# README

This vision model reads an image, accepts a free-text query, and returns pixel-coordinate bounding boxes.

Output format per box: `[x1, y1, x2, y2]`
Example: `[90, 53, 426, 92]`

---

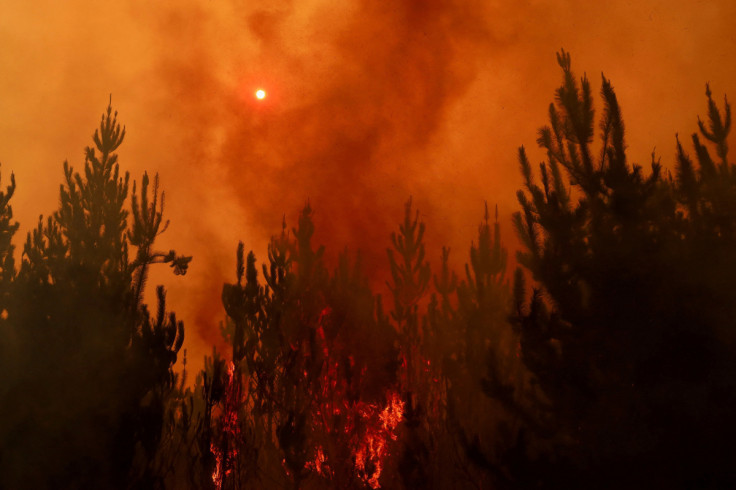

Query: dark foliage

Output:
[2, 52, 736, 490]
[0, 104, 190, 489]
[216, 205, 402, 489]
[509, 51, 736, 488]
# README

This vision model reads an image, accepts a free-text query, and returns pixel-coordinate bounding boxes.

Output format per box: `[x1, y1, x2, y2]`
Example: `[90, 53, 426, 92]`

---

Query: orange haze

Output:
[2, 0, 736, 370]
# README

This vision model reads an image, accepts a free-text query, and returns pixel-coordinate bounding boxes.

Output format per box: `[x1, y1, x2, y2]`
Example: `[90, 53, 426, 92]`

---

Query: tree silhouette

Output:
[3, 53, 736, 490]
[218, 204, 404, 489]
[0, 165, 19, 472]
[385, 198, 449, 489]
[0, 103, 190, 489]
[419, 204, 533, 490]
[510, 51, 736, 488]
[0, 165, 17, 319]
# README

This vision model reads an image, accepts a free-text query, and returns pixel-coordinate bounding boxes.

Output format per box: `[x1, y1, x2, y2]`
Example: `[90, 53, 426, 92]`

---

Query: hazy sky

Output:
[2, 0, 735, 367]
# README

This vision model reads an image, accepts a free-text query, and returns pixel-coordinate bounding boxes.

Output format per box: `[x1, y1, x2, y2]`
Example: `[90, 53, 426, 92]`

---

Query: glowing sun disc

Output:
[255, 89, 266, 100]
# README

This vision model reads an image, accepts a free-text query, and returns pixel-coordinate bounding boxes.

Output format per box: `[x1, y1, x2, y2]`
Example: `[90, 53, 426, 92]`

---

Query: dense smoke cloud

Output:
[223, 0, 492, 268]
[139, 0, 501, 357]
[1, 0, 735, 366]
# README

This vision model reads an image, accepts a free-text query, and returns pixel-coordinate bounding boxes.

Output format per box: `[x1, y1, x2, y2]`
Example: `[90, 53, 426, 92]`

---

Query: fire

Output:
[354, 392, 404, 488]
[211, 450, 223, 489]
[306, 446, 329, 476]
[211, 362, 241, 490]
[302, 306, 405, 488]
[379, 392, 404, 432]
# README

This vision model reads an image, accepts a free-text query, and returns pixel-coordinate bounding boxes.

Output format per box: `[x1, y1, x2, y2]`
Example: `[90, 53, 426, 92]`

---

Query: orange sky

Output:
[2, 0, 735, 369]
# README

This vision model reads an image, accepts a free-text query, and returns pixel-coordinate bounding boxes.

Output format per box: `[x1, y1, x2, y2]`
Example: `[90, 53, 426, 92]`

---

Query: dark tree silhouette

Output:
[0, 165, 19, 459]
[4, 53, 736, 490]
[0, 165, 17, 318]
[510, 51, 736, 488]
[0, 103, 190, 489]
[419, 204, 532, 490]
[216, 205, 402, 489]
[384, 198, 433, 489]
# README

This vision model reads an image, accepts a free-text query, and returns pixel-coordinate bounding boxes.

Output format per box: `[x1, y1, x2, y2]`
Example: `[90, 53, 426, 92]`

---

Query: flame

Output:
[300, 306, 405, 488]
[379, 392, 404, 433]
[306, 446, 329, 476]
[353, 392, 404, 488]
[211, 447, 223, 488]
[211, 362, 241, 490]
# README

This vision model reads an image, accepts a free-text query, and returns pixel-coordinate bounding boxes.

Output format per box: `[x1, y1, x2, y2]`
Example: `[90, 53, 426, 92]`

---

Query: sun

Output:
[255, 89, 266, 100]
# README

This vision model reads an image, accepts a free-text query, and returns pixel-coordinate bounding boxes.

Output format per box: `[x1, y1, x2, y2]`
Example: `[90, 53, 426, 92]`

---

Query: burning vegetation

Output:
[2, 53, 736, 489]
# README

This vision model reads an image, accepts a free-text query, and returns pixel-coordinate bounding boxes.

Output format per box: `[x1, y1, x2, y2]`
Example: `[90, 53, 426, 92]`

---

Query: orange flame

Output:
[353, 392, 405, 488]
[306, 446, 329, 476]
[211, 362, 241, 490]
[303, 307, 405, 488]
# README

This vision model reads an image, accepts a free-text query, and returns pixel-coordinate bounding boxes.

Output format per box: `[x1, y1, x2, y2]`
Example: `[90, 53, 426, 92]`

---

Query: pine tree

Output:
[387, 198, 430, 404]
[385, 198, 435, 489]
[218, 204, 403, 489]
[421, 205, 528, 489]
[510, 52, 736, 487]
[0, 165, 19, 463]
[0, 103, 190, 489]
[0, 165, 18, 318]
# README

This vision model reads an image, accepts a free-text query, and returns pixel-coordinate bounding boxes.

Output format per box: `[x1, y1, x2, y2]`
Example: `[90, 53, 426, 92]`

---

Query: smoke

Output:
[137, 0, 501, 357]
[2, 0, 736, 366]
[229, 1, 492, 263]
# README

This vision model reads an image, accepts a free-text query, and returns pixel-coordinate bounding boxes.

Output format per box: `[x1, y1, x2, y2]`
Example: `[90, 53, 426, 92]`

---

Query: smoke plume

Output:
[2, 0, 735, 365]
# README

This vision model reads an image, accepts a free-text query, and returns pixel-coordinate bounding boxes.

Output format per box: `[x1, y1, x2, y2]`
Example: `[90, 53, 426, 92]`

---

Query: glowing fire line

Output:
[211, 362, 241, 490]
[306, 307, 405, 488]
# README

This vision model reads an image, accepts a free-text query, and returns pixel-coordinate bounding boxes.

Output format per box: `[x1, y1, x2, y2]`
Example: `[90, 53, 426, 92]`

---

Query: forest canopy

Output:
[1, 53, 735, 489]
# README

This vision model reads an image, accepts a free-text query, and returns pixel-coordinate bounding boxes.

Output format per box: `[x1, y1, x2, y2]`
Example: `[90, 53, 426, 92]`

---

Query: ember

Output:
[353, 393, 405, 489]
[211, 362, 241, 490]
